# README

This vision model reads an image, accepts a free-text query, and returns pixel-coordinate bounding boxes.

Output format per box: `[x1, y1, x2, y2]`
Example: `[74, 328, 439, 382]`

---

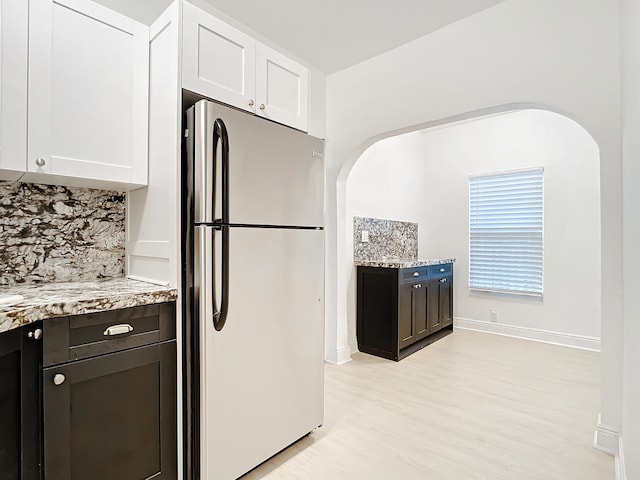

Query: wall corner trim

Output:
[615, 436, 627, 480]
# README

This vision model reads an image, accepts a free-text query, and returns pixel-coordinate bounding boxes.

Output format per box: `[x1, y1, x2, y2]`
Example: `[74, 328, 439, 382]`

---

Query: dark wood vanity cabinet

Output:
[42, 302, 177, 480]
[357, 264, 453, 361]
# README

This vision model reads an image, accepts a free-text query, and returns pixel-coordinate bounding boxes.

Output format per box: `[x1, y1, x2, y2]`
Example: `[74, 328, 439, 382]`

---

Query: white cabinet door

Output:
[27, 0, 149, 190]
[182, 2, 255, 113]
[255, 43, 308, 132]
[0, 0, 28, 181]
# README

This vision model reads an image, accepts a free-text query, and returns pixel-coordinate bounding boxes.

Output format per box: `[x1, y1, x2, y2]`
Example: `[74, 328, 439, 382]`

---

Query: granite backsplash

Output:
[0, 181, 125, 286]
[353, 216, 418, 262]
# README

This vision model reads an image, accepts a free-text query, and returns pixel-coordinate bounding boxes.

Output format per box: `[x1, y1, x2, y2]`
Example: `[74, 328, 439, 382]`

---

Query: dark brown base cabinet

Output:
[42, 302, 177, 480]
[357, 264, 453, 361]
[0, 301, 178, 480]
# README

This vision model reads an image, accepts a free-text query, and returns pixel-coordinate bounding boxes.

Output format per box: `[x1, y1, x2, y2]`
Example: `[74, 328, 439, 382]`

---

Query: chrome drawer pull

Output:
[440, 278, 447, 284]
[413, 272, 419, 277]
[439, 268, 445, 272]
[103, 324, 134, 336]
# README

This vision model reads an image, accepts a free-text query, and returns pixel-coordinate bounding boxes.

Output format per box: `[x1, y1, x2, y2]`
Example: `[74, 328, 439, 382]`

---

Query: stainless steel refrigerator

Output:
[182, 99, 325, 480]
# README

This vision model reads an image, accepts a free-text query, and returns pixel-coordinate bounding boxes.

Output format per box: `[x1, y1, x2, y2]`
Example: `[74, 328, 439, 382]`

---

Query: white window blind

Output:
[469, 168, 544, 296]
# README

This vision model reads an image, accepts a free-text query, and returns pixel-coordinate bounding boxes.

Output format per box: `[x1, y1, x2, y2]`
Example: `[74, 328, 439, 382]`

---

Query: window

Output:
[469, 168, 544, 296]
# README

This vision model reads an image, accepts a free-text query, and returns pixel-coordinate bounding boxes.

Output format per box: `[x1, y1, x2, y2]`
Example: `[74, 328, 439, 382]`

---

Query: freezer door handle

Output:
[212, 118, 229, 225]
[212, 224, 230, 331]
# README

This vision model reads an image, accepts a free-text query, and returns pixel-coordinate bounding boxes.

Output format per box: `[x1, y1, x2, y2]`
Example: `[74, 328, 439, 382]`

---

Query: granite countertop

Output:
[355, 258, 456, 268]
[0, 277, 178, 334]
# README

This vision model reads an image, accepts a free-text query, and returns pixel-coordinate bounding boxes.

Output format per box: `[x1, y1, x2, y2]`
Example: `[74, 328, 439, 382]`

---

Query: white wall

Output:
[346, 110, 601, 353]
[345, 131, 426, 350]
[621, 0, 640, 476]
[326, 0, 622, 438]
[420, 110, 601, 344]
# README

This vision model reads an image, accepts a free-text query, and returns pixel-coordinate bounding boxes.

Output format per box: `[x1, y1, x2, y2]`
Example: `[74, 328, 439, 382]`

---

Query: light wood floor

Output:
[242, 329, 613, 480]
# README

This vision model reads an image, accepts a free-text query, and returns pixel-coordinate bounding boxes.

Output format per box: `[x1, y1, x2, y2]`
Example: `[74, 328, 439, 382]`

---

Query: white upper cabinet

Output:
[182, 1, 255, 113]
[0, 0, 28, 181]
[26, 0, 150, 190]
[255, 43, 308, 132]
[182, 2, 309, 131]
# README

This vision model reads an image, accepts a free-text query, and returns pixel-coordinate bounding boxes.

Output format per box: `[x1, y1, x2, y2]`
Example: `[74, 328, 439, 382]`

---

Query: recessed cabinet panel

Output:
[0, 0, 28, 181]
[197, 26, 246, 95]
[43, 342, 177, 480]
[182, 2, 255, 112]
[256, 43, 308, 131]
[27, 0, 149, 189]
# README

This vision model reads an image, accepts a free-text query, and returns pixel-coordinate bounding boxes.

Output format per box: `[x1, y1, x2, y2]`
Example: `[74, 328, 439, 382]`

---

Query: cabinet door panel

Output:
[0, 0, 28, 180]
[439, 276, 453, 327]
[27, 0, 149, 189]
[0, 330, 21, 480]
[428, 278, 442, 333]
[256, 42, 308, 131]
[398, 283, 414, 349]
[43, 341, 177, 480]
[0, 326, 42, 480]
[414, 284, 428, 339]
[182, 2, 255, 112]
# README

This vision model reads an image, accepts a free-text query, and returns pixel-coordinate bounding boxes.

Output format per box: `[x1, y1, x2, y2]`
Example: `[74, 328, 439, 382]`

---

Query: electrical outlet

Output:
[490, 310, 498, 322]
[361, 230, 369, 242]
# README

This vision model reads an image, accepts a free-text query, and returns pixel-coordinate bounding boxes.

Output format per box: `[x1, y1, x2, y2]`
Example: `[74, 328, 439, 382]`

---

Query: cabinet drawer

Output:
[43, 302, 175, 367]
[430, 263, 453, 277]
[399, 267, 429, 284]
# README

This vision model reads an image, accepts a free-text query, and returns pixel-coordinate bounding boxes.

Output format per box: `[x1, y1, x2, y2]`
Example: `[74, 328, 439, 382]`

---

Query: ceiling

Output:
[95, 0, 508, 73]
[197, 0, 508, 73]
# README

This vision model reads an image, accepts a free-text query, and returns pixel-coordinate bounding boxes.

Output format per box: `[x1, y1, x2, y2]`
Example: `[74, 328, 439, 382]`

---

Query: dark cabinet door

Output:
[43, 341, 177, 480]
[438, 276, 453, 327]
[429, 276, 453, 332]
[427, 278, 442, 333]
[399, 282, 428, 349]
[0, 329, 21, 480]
[0, 326, 41, 480]
[414, 283, 429, 339]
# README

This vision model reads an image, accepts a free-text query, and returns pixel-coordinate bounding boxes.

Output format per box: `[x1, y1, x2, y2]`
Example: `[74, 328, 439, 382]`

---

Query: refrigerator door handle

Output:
[212, 224, 229, 331]
[211, 117, 229, 331]
[212, 118, 229, 224]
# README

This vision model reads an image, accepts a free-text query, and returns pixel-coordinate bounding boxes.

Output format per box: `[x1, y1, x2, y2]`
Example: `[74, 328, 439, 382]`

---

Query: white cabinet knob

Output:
[248, 100, 254, 106]
[35, 158, 46, 167]
[259, 104, 266, 110]
[53, 374, 66, 386]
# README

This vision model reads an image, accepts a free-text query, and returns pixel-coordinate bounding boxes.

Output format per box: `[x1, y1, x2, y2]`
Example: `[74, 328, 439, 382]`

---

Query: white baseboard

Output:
[454, 317, 601, 351]
[594, 413, 619, 455]
[325, 345, 352, 365]
[616, 436, 627, 480]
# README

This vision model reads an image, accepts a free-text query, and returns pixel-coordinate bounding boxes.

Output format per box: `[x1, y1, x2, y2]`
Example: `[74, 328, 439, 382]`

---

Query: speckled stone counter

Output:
[0, 278, 177, 334]
[355, 258, 456, 268]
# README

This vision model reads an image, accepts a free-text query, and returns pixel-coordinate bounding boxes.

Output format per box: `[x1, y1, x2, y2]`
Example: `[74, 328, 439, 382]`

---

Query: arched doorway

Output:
[341, 108, 601, 354]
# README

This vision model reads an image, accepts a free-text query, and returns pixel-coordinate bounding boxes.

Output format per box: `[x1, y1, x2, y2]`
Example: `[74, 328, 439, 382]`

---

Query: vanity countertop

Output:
[354, 258, 456, 268]
[0, 277, 177, 334]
